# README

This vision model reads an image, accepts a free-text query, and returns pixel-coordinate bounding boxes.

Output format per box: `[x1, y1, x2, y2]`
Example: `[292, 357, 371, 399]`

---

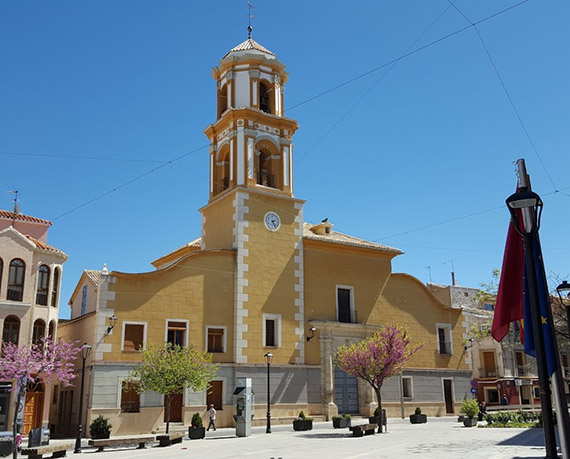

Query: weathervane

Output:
[7, 190, 19, 215]
[247, 1, 254, 38]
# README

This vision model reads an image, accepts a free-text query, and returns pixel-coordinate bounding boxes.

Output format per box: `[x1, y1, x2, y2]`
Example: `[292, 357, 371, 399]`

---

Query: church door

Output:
[23, 388, 44, 435]
[334, 367, 359, 414]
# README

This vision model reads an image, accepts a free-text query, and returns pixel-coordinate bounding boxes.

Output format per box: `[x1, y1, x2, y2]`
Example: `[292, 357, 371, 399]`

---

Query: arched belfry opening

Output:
[256, 142, 280, 190]
[218, 84, 228, 119]
[259, 80, 273, 114]
[213, 147, 231, 196]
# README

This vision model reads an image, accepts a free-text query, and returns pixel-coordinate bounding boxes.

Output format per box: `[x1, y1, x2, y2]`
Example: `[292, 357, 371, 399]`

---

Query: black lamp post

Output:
[74, 343, 92, 454]
[506, 188, 557, 459]
[264, 352, 273, 434]
[556, 281, 570, 342]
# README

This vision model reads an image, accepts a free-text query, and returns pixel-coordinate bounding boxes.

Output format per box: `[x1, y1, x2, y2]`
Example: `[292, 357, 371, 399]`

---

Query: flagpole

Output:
[516, 159, 570, 459]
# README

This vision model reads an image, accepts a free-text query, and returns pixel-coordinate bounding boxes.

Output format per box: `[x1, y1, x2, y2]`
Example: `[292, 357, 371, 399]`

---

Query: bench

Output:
[349, 424, 377, 437]
[156, 431, 185, 447]
[88, 436, 155, 452]
[20, 442, 73, 459]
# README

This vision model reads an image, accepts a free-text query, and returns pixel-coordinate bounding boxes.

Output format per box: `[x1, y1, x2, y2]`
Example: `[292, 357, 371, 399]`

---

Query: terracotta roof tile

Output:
[24, 234, 66, 256]
[302, 223, 402, 254]
[0, 210, 51, 226]
[224, 38, 275, 58]
[84, 270, 101, 287]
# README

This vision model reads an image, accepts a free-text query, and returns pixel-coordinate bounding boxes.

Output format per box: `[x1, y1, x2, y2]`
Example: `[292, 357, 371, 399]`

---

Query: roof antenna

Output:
[7, 190, 19, 228]
[247, 1, 254, 39]
[444, 257, 459, 286]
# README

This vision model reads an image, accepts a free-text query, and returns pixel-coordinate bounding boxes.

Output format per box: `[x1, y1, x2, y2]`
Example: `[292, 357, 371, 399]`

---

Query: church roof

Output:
[302, 223, 402, 254]
[224, 38, 275, 58]
[84, 269, 102, 287]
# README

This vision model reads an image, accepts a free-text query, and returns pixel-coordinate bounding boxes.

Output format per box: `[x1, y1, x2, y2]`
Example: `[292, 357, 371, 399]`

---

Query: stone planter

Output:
[188, 426, 206, 439]
[463, 417, 478, 427]
[332, 418, 351, 428]
[293, 420, 313, 431]
[409, 414, 427, 424]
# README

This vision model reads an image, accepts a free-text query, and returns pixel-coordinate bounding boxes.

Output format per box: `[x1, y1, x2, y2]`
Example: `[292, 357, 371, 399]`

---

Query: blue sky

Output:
[1, 1, 569, 319]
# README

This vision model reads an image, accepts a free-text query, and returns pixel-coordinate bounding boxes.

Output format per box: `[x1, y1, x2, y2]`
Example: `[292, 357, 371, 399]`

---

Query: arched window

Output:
[214, 147, 231, 195]
[51, 267, 60, 307]
[48, 320, 56, 340]
[36, 265, 50, 306]
[257, 149, 279, 189]
[32, 319, 45, 346]
[0, 258, 3, 292]
[218, 84, 228, 119]
[7, 258, 25, 301]
[2, 315, 20, 345]
[259, 81, 273, 114]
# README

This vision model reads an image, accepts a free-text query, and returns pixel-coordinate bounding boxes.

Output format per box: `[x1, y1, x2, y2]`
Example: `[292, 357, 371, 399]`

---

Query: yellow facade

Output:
[54, 36, 472, 436]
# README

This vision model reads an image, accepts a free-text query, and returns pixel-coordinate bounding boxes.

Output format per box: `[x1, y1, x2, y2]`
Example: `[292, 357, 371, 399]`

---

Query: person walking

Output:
[207, 404, 217, 431]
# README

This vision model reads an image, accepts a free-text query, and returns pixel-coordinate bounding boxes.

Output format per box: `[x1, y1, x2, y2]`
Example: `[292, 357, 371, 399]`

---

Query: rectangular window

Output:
[483, 303, 494, 311]
[336, 286, 354, 323]
[167, 321, 187, 347]
[263, 313, 281, 348]
[533, 387, 540, 399]
[487, 389, 499, 403]
[122, 323, 146, 351]
[81, 285, 87, 316]
[121, 381, 140, 413]
[207, 327, 226, 353]
[515, 351, 526, 376]
[436, 324, 452, 355]
[402, 377, 413, 398]
[207, 380, 223, 410]
[265, 320, 275, 347]
[482, 351, 497, 377]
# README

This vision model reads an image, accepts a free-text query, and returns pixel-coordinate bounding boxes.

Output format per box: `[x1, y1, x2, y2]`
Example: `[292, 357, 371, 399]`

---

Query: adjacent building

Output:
[54, 35, 472, 436]
[0, 209, 67, 434]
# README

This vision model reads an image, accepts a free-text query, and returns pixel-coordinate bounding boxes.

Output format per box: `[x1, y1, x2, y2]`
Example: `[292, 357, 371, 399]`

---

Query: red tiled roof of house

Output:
[0, 210, 52, 226]
[24, 234, 66, 255]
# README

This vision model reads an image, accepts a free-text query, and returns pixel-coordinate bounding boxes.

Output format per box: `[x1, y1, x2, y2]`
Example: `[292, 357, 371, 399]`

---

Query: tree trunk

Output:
[12, 381, 24, 459]
[165, 395, 171, 434]
[375, 387, 384, 433]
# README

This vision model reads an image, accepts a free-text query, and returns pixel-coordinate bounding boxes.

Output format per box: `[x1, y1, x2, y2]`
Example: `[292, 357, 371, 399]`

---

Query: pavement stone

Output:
[64, 417, 559, 459]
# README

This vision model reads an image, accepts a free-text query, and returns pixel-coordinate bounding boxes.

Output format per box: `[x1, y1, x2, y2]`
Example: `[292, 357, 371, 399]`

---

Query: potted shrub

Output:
[332, 413, 351, 428]
[293, 411, 313, 431]
[188, 413, 206, 439]
[409, 407, 427, 424]
[89, 415, 112, 439]
[461, 399, 479, 427]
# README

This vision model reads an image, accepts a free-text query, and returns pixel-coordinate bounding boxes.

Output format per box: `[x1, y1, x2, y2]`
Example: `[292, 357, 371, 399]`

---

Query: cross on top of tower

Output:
[247, 1, 254, 38]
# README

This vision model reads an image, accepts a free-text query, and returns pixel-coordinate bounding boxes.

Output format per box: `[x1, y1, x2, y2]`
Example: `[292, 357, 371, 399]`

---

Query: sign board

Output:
[471, 387, 477, 395]
[471, 380, 477, 388]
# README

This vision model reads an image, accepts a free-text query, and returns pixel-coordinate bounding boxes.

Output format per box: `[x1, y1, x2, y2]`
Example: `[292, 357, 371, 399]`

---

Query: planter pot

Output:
[409, 414, 427, 424]
[293, 420, 313, 431]
[0, 439, 13, 458]
[463, 417, 478, 427]
[188, 426, 206, 439]
[90, 432, 110, 440]
[332, 418, 351, 428]
[369, 416, 379, 424]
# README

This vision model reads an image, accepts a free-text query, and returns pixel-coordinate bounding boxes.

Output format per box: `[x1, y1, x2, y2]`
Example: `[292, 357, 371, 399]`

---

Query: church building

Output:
[54, 34, 472, 435]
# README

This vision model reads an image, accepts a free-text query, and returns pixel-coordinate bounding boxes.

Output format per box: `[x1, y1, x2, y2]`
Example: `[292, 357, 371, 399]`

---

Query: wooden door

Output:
[443, 379, 454, 414]
[334, 367, 359, 414]
[207, 381, 223, 410]
[23, 391, 43, 435]
[165, 393, 183, 422]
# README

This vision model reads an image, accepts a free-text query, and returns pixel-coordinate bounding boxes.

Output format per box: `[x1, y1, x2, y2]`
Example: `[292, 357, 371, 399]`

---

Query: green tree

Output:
[128, 344, 219, 433]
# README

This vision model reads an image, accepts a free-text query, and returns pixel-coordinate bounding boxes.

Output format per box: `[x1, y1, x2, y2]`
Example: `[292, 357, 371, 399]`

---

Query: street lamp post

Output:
[556, 280, 570, 342]
[506, 188, 557, 459]
[264, 352, 273, 434]
[74, 343, 92, 454]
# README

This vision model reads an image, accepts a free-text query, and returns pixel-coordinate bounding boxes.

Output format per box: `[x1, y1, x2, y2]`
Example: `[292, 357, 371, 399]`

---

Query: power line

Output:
[286, 0, 529, 113]
[0, 151, 165, 164]
[447, 1, 558, 191]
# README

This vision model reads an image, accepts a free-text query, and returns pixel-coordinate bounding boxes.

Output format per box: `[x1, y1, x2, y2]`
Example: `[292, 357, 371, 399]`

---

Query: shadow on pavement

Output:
[498, 429, 547, 447]
[300, 433, 352, 439]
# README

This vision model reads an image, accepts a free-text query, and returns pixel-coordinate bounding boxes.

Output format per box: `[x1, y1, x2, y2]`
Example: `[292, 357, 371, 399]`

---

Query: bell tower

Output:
[200, 34, 305, 365]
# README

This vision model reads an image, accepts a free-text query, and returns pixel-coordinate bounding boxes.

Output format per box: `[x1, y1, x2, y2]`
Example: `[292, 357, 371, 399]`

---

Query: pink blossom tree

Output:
[0, 338, 80, 459]
[335, 324, 422, 432]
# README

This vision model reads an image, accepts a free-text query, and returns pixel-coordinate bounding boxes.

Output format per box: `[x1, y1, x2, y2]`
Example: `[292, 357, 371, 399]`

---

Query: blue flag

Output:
[523, 234, 558, 375]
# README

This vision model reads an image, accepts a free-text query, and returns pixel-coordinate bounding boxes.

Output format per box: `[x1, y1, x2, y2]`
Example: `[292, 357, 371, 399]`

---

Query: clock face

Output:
[264, 212, 281, 231]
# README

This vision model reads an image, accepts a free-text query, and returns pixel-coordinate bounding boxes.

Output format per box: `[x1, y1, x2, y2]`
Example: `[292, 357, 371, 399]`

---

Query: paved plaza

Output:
[62, 417, 560, 459]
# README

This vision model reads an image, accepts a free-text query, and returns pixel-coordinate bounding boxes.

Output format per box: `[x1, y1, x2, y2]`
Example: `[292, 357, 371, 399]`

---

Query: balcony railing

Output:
[258, 171, 275, 188]
[516, 365, 529, 376]
[221, 176, 229, 191]
[478, 367, 498, 377]
[36, 288, 48, 306]
[7, 285, 23, 302]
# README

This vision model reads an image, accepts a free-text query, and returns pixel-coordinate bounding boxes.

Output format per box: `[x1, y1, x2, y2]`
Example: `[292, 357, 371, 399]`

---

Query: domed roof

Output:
[223, 37, 275, 59]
